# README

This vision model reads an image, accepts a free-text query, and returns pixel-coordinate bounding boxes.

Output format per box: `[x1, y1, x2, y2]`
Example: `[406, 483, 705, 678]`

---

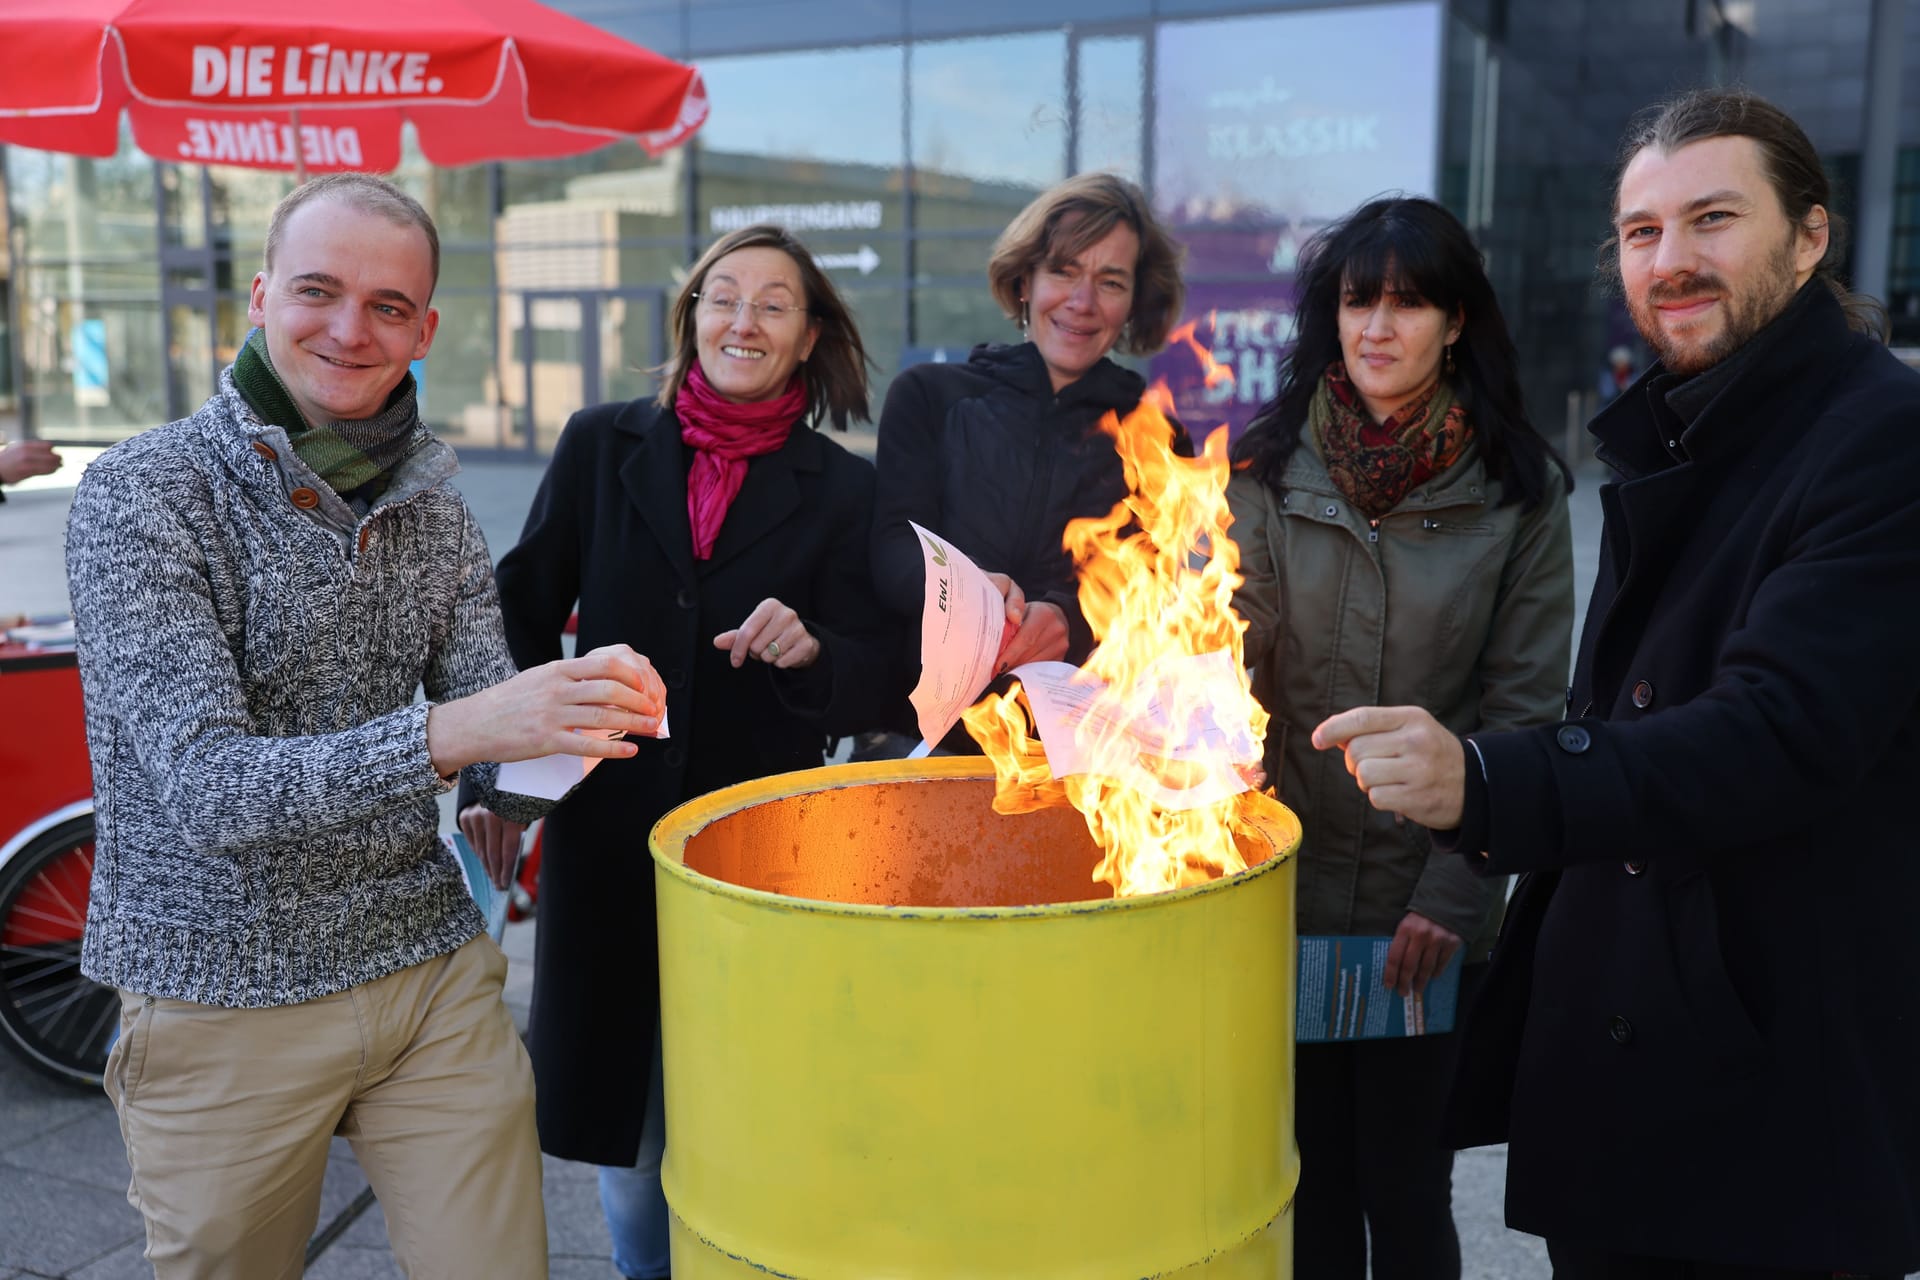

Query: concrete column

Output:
[1854, 0, 1904, 302]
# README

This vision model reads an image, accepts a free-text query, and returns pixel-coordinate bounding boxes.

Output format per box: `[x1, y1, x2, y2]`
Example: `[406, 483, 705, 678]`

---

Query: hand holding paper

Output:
[1381, 910, 1464, 997]
[446, 832, 513, 941]
[434, 644, 669, 799]
[458, 803, 527, 891]
[907, 523, 1017, 748]
[907, 524, 1256, 806]
[987, 576, 1069, 672]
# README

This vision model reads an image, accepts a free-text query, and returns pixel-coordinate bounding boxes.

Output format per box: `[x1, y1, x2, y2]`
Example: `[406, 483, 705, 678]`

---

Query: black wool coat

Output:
[1449, 285, 1920, 1272]
[489, 398, 907, 1166]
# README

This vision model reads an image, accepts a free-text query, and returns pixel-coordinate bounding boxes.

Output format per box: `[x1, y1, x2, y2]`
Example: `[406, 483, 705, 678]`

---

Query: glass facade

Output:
[1148, 3, 1446, 433]
[3, 0, 1912, 449]
[7, 136, 169, 441]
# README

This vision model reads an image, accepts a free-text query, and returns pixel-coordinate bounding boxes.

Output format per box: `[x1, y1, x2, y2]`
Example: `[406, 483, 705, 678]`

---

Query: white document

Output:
[494, 711, 670, 803]
[1010, 650, 1258, 811]
[907, 522, 1010, 749]
[495, 752, 593, 803]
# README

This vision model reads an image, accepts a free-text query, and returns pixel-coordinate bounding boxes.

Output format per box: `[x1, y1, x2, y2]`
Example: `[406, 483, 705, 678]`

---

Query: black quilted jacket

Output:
[870, 341, 1160, 667]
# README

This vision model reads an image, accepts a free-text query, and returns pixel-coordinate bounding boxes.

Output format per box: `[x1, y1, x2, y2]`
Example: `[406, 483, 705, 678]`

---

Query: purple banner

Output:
[1158, 282, 1298, 447]
[1148, 2, 1444, 438]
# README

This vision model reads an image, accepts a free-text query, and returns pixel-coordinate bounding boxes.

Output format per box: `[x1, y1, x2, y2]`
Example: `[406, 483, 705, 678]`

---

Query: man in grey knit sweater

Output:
[64, 174, 664, 1280]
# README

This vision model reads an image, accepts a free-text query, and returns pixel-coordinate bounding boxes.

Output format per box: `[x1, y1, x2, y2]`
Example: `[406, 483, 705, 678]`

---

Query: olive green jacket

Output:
[1227, 429, 1573, 961]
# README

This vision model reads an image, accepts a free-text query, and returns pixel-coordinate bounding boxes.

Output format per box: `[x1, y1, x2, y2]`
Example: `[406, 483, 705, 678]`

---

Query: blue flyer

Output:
[1296, 934, 1462, 1042]
[445, 832, 512, 941]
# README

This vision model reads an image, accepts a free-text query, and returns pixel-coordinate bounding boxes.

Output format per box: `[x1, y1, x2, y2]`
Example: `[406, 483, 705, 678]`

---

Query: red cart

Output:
[0, 620, 555, 1087]
[0, 636, 114, 1086]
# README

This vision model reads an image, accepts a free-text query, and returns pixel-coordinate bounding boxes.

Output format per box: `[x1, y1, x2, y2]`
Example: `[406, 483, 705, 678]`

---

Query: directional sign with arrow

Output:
[815, 245, 881, 275]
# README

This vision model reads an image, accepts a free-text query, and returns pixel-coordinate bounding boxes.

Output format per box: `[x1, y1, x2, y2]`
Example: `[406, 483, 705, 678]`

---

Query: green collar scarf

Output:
[233, 328, 428, 508]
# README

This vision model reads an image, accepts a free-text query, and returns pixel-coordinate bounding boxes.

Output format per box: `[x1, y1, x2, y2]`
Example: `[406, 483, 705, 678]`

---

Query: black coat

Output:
[870, 342, 1151, 665]
[1451, 285, 1920, 1271]
[490, 398, 905, 1166]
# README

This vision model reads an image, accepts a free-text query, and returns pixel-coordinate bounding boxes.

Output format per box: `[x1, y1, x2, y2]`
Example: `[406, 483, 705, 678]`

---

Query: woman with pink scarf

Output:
[460, 224, 905, 1280]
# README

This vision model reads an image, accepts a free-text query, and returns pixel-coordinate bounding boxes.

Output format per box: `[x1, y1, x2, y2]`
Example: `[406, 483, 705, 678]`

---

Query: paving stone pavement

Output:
[0, 913, 623, 1279]
[0, 1014, 1546, 1278]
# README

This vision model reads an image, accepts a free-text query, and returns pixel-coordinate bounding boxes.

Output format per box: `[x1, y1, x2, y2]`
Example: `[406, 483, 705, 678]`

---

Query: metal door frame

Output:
[516, 287, 664, 457]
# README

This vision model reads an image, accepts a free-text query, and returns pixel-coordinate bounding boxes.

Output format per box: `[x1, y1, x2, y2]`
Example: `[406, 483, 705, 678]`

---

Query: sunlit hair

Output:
[657, 224, 873, 430]
[1232, 195, 1567, 511]
[1603, 86, 1886, 339]
[986, 172, 1185, 354]
[263, 173, 440, 297]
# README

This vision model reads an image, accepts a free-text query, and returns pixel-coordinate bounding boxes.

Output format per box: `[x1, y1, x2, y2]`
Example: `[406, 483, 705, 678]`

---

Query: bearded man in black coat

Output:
[1314, 88, 1920, 1278]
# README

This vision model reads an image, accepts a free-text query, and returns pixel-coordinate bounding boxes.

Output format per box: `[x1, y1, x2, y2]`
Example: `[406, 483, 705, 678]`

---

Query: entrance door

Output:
[516, 289, 664, 454]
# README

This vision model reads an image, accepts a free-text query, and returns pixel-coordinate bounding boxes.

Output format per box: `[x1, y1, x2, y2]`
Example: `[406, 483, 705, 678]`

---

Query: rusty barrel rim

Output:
[648, 755, 1301, 920]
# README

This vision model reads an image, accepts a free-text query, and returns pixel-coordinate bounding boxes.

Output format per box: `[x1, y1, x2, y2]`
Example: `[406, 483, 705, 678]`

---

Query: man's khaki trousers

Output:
[104, 935, 548, 1279]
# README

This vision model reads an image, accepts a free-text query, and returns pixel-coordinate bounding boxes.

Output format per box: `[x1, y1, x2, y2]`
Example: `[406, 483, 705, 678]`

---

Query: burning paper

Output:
[963, 388, 1268, 897]
[906, 521, 1011, 750]
[1010, 653, 1258, 810]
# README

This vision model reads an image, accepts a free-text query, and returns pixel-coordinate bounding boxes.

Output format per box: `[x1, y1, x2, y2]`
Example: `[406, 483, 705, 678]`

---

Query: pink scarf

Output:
[675, 362, 806, 560]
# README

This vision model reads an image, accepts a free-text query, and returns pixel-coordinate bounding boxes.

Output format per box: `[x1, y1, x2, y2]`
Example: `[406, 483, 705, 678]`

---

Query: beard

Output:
[1627, 235, 1800, 377]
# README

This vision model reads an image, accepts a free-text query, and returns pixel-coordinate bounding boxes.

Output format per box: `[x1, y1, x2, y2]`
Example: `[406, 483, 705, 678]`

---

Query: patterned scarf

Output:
[1311, 362, 1470, 519]
[676, 362, 806, 560]
[232, 328, 429, 510]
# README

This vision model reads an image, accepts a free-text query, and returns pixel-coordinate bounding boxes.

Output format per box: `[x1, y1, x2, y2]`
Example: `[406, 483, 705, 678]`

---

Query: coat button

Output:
[675, 589, 696, 610]
[1631, 680, 1654, 709]
[667, 668, 686, 690]
[1624, 860, 1647, 876]
[1609, 1015, 1634, 1044]
[289, 486, 321, 510]
[251, 441, 278, 462]
[1555, 724, 1591, 754]
[664, 746, 686, 768]
[357, 527, 371, 554]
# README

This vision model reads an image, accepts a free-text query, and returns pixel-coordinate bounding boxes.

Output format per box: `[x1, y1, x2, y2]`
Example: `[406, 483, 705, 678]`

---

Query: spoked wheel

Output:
[0, 815, 117, 1087]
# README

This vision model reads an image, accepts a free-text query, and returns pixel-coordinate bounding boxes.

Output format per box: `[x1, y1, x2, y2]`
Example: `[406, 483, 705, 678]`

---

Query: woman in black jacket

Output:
[460, 224, 904, 1280]
[869, 172, 1186, 748]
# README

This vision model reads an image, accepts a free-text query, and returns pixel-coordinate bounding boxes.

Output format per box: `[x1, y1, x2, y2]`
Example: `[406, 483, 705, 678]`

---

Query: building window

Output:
[8, 142, 168, 441]
[1075, 35, 1145, 183]
[910, 33, 1068, 232]
[698, 44, 908, 236]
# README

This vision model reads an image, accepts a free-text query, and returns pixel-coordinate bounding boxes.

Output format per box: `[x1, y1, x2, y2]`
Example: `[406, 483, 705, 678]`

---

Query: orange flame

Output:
[1167, 315, 1236, 393]
[962, 388, 1268, 897]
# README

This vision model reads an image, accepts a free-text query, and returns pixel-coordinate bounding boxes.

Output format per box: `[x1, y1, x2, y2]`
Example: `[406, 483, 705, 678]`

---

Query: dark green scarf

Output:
[233, 328, 428, 507]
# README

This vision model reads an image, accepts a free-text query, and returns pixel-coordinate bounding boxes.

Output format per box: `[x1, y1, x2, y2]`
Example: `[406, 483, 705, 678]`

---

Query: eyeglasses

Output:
[693, 292, 808, 324]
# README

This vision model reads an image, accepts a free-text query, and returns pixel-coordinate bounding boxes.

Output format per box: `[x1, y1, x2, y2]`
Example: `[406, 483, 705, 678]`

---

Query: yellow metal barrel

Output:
[650, 757, 1300, 1278]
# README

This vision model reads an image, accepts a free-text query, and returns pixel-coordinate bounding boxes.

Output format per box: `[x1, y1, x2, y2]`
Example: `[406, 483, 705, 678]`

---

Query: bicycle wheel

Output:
[0, 814, 117, 1087]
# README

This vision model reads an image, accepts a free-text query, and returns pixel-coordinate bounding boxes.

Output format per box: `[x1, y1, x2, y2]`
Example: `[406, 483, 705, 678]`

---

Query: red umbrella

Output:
[0, 0, 708, 172]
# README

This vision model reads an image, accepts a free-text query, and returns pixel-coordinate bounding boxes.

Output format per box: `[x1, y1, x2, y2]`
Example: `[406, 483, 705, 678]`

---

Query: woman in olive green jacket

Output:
[1227, 197, 1572, 1280]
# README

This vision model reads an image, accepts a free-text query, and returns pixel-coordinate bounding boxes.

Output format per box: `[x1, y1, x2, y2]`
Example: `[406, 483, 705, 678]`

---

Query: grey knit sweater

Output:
[66, 368, 548, 1008]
